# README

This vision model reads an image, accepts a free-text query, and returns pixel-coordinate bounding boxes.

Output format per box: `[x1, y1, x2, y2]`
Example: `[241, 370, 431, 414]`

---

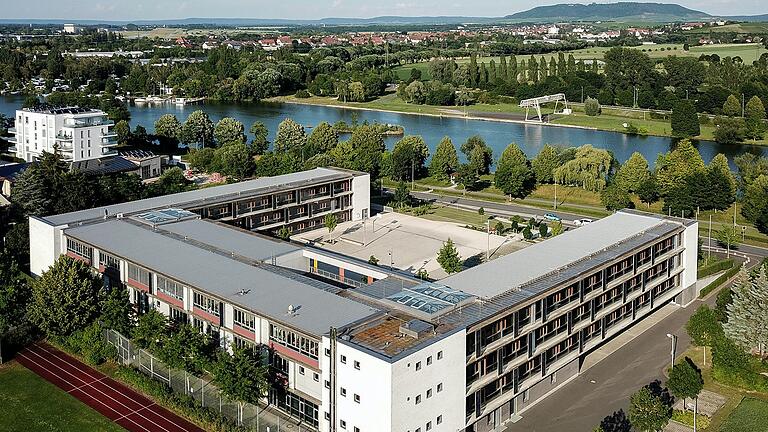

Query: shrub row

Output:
[697, 258, 735, 279]
[699, 265, 741, 298]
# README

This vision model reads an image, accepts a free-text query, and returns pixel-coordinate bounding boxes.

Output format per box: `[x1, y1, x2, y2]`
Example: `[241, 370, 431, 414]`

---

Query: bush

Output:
[671, 410, 710, 430]
[699, 265, 740, 298]
[62, 322, 117, 366]
[584, 97, 601, 116]
[697, 259, 734, 279]
[294, 89, 310, 98]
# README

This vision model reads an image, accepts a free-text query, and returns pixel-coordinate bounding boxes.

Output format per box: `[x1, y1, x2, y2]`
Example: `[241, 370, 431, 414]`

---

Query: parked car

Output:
[543, 212, 561, 222]
[573, 218, 593, 226]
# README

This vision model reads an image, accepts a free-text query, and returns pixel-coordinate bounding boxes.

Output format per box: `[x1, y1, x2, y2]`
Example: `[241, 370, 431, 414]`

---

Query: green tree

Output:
[539, 223, 549, 238]
[347, 124, 386, 179]
[495, 143, 536, 199]
[713, 116, 746, 144]
[101, 286, 134, 335]
[249, 121, 270, 154]
[531, 144, 561, 184]
[636, 176, 660, 209]
[213, 346, 270, 424]
[584, 97, 601, 116]
[274, 118, 306, 154]
[393, 181, 411, 208]
[715, 226, 740, 258]
[686, 305, 723, 350]
[666, 358, 703, 418]
[745, 95, 766, 140]
[154, 114, 181, 149]
[437, 238, 462, 274]
[429, 137, 459, 180]
[628, 386, 672, 432]
[114, 120, 131, 145]
[614, 152, 650, 192]
[306, 122, 339, 157]
[181, 110, 214, 148]
[724, 266, 768, 355]
[734, 153, 768, 192]
[742, 175, 768, 231]
[187, 147, 216, 172]
[707, 153, 737, 210]
[456, 163, 480, 192]
[671, 100, 700, 138]
[29, 256, 102, 337]
[460, 136, 493, 175]
[0, 259, 31, 359]
[277, 226, 293, 240]
[554, 145, 614, 192]
[132, 309, 168, 350]
[655, 139, 706, 196]
[601, 184, 633, 211]
[157, 324, 214, 375]
[390, 136, 429, 181]
[213, 117, 246, 145]
[723, 94, 741, 117]
[324, 213, 338, 243]
[212, 142, 254, 178]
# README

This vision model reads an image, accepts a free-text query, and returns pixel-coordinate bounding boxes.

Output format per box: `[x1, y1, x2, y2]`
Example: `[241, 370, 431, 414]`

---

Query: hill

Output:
[505, 2, 711, 22]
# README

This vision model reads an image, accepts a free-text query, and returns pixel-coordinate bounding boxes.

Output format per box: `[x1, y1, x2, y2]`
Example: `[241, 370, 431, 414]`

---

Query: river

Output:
[2, 95, 765, 167]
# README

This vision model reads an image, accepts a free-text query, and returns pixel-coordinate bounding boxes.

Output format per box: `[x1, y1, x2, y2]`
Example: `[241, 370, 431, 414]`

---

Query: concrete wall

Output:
[350, 174, 370, 221]
[29, 216, 59, 276]
[517, 357, 579, 414]
[679, 222, 699, 306]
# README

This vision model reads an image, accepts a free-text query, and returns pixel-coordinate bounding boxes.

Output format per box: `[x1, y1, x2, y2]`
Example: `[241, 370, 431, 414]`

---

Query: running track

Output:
[16, 342, 204, 432]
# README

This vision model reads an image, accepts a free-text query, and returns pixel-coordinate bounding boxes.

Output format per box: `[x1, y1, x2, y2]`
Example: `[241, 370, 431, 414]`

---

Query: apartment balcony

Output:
[101, 149, 118, 157]
[7, 127, 16, 134]
[56, 133, 74, 141]
[64, 119, 115, 128]
[101, 137, 119, 147]
[102, 131, 118, 138]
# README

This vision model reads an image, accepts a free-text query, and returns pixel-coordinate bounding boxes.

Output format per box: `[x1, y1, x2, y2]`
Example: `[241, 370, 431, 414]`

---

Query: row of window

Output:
[410, 350, 444, 371]
[127, 262, 152, 287]
[233, 308, 256, 331]
[412, 382, 444, 405]
[156, 275, 184, 301]
[67, 238, 93, 260]
[193, 292, 221, 317]
[99, 251, 120, 270]
[407, 415, 443, 432]
[270, 324, 319, 360]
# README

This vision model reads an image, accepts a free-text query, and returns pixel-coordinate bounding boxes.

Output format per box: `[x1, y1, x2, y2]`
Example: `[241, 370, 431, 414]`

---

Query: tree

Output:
[636, 176, 660, 209]
[132, 309, 168, 350]
[149, 167, 190, 195]
[101, 286, 134, 335]
[734, 153, 768, 192]
[277, 226, 292, 240]
[249, 121, 270, 154]
[706, 154, 737, 210]
[154, 114, 181, 149]
[390, 136, 429, 181]
[531, 144, 561, 184]
[0, 259, 31, 360]
[114, 120, 131, 145]
[614, 152, 650, 192]
[686, 305, 724, 348]
[671, 100, 700, 138]
[715, 226, 740, 258]
[324, 213, 338, 243]
[460, 136, 493, 175]
[724, 266, 768, 355]
[212, 142, 254, 178]
[628, 386, 671, 432]
[29, 256, 102, 337]
[437, 238, 462, 274]
[274, 118, 306, 154]
[393, 181, 411, 208]
[187, 147, 216, 172]
[584, 97, 601, 116]
[601, 184, 633, 211]
[723, 94, 741, 117]
[306, 122, 339, 157]
[213, 117, 246, 145]
[667, 358, 703, 412]
[745, 95, 766, 140]
[456, 163, 480, 192]
[429, 137, 459, 180]
[743, 175, 768, 233]
[539, 223, 549, 238]
[181, 110, 214, 148]
[554, 145, 614, 192]
[495, 143, 536, 199]
[713, 116, 746, 144]
[348, 124, 386, 179]
[655, 140, 705, 196]
[213, 346, 270, 425]
[157, 323, 214, 375]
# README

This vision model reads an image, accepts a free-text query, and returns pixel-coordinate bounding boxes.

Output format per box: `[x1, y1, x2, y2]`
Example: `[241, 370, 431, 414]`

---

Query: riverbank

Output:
[270, 94, 768, 147]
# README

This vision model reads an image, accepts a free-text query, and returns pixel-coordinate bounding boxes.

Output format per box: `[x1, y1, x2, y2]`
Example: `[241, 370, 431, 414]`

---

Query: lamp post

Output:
[666, 333, 677, 368]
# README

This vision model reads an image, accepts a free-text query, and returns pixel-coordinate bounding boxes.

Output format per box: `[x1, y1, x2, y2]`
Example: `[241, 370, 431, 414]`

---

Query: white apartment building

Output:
[9, 106, 118, 163]
[28, 168, 700, 432]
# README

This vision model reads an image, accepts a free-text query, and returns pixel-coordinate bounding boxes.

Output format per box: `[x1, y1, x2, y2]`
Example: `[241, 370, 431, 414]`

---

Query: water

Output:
[2, 95, 765, 167]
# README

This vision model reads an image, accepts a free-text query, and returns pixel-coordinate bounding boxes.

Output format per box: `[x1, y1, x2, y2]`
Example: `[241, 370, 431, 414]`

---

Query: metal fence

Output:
[105, 329, 312, 432]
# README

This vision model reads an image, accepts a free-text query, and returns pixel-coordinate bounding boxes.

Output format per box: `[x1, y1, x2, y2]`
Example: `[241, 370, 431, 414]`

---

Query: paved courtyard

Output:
[293, 211, 527, 279]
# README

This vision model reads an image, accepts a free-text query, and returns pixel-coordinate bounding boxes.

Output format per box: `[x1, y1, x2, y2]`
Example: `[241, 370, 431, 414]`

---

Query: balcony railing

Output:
[64, 119, 114, 128]
[56, 133, 74, 141]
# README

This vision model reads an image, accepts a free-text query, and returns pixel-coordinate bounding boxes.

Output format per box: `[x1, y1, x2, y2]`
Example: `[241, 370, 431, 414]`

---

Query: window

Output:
[269, 324, 319, 360]
[354, 360, 360, 370]
[341, 355, 347, 364]
[550, 372, 557, 384]
[313, 373, 319, 382]
[193, 292, 221, 317]
[299, 366, 305, 375]
[415, 361, 421, 371]
[127, 262, 151, 287]
[437, 383, 443, 393]
[66, 238, 93, 260]
[325, 412, 331, 420]
[325, 348, 331, 357]
[98, 251, 120, 270]
[415, 395, 421, 404]
[426, 356, 432, 365]
[426, 389, 432, 398]
[437, 351, 443, 360]
[233, 308, 255, 331]
[437, 415, 442, 425]
[523, 389, 530, 402]
[426, 421, 432, 431]
[324, 380, 330, 389]
[340, 388, 347, 397]
[156, 275, 184, 301]
[340, 420, 346, 429]
[354, 428, 360, 432]
[353, 394, 360, 403]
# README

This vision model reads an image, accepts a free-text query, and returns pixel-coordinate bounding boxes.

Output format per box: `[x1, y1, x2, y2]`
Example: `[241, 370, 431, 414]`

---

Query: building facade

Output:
[29, 168, 698, 432]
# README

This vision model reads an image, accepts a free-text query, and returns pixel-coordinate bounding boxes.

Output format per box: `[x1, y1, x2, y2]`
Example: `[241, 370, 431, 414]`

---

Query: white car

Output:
[573, 218, 593, 226]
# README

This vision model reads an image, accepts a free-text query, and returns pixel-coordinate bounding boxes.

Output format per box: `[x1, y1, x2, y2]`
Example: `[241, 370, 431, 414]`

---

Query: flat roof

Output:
[441, 211, 674, 299]
[64, 219, 380, 336]
[44, 167, 352, 226]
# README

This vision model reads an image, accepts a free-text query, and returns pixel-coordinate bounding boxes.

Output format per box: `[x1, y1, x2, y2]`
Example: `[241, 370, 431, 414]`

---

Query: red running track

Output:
[16, 342, 205, 432]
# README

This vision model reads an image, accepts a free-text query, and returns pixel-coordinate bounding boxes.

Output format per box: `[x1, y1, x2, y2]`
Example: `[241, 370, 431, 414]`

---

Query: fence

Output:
[105, 329, 313, 432]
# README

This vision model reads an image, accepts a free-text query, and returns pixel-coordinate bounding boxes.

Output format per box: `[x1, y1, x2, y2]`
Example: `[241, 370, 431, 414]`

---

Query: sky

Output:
[3, 0, 766, 21]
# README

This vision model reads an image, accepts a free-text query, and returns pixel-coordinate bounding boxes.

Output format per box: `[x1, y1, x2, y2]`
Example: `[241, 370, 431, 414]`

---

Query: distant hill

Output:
[505, 2, 711, 22]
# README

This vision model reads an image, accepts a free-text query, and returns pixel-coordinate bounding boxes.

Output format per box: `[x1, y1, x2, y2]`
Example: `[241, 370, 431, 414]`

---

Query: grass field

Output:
[0, 362, 125, 432]
[687, 22, 768, 34]
[719, 398, 768, 432]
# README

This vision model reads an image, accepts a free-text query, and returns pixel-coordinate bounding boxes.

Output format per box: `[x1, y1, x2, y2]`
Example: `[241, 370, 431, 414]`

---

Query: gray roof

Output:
[157, 219, 301, 262]
[65, 219, 380, 336]
[441, 211, 673, 299]
[44, 167, 351, 226]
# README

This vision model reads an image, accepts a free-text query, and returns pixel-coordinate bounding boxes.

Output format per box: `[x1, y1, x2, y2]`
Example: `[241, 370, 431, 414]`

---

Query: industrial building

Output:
[29, 168, 699, 432]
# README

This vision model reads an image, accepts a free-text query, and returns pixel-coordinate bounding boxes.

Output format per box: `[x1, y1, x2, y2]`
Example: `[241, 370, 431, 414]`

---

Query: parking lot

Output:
[294, 211, 528, 279]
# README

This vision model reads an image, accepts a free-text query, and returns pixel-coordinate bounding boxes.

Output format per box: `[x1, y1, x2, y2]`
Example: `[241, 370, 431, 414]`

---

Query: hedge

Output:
[699, 265, 741, 298]
[697, 259, 735, 279]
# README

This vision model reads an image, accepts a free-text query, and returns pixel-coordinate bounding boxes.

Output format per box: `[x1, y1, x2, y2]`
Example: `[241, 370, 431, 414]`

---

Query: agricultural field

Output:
[686, 22, 768, 34]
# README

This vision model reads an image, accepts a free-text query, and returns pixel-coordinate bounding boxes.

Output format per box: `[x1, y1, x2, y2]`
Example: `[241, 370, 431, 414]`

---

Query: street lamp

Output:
[666, 333, 677, 368]
[388, 250, 393, 271]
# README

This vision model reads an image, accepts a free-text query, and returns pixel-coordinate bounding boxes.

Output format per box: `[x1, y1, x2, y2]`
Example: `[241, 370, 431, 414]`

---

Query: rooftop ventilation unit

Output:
[399, 319, 434, 339]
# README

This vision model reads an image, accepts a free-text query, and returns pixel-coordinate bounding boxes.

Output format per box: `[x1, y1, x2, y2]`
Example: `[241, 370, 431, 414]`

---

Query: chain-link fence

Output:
[105, 329, 312, 432]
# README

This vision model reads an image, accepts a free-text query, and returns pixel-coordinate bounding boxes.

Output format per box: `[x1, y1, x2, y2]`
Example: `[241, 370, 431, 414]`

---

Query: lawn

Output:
[719, 398, 768, 432]
[0, 362, 125, 432]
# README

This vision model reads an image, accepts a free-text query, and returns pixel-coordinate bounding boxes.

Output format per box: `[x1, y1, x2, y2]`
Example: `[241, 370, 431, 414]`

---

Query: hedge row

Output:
[697, 258, 735, 279]
[699, 265, 741, 298]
